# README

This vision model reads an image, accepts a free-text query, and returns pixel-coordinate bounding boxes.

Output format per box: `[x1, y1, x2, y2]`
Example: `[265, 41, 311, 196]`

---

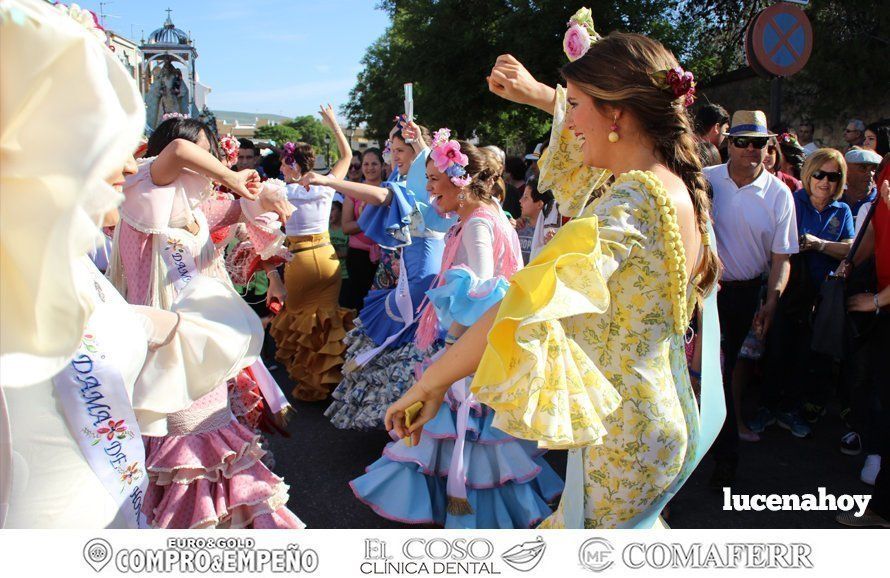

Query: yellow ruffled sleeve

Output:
[538, 84, 612, 218]
[470, 178, 655, 450]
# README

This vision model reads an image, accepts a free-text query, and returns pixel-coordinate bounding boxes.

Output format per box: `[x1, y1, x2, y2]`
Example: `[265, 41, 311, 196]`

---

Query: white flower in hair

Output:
[54, 2, 107, 44]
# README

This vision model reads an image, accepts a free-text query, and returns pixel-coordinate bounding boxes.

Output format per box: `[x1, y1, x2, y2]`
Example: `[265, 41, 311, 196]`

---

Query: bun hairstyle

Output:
[458, 140, 498, 203]
[561, 31, 720, 300]
[480, 146, 507, 203]
[147, 117, 221, 160]
[284, 142, 315, 174]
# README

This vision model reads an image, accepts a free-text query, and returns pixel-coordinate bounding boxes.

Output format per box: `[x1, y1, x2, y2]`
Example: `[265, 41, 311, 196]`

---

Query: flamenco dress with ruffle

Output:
[269, 183, 356, 401]
[325, 151, 456, 430]
[351, 205, 564, 528]
[110, 159, 303, 529]
[467, 85, 724, 528]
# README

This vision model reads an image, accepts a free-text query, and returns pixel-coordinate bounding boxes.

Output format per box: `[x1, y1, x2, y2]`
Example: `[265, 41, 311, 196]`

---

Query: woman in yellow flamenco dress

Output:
[386, 16, 726, 529]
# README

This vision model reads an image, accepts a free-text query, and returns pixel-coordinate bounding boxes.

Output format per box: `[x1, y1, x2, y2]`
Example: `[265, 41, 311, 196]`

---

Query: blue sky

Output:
[79, 0, 390, 119]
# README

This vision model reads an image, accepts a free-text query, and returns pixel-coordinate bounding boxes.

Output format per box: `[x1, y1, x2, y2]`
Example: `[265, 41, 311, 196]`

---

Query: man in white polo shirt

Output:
[704, 110, 799, 487]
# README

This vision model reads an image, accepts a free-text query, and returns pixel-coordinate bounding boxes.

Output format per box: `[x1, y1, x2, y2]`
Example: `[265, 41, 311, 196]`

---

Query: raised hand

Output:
[318, 103, 340, 132]
[486, 54, 556, 112]
[401, 120, 427, 149]
[390, 114, 407, 139]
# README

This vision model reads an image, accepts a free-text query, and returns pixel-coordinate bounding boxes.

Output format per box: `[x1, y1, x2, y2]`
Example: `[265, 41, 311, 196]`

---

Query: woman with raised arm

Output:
[385, 10, 725, 529]
[350, 131, 563, 528]
[108, 116, 303, 529]
[303, 119, 458, 430]
[268, 105, 356, 401]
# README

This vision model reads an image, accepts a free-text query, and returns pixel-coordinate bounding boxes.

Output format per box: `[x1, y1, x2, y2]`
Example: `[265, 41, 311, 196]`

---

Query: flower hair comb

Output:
[281, 142, 297, 167]
[429, 128, 471, 187]
[652, 66, 697, 107]
[563, 7, 600, 62]
[219, 135, 240, 168]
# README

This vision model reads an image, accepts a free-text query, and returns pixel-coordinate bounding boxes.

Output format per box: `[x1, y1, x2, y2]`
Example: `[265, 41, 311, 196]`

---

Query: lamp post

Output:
[324, 133, 331, 171]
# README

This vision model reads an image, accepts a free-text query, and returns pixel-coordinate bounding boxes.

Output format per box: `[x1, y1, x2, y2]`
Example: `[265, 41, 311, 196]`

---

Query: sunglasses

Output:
[350, 164, 362, 170]
[730, 137, 769, 150]
[812, 170, 842, 183]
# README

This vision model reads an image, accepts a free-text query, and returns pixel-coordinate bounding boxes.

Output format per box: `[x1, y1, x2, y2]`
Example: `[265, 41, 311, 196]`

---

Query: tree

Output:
[287, 115, 332, 148]
[345, 0, 693, 147]
[255, 124, 301, 144]
[255, 116, 340, 165]
[347, 1, 889, 144]
[682, 0, 890, 122]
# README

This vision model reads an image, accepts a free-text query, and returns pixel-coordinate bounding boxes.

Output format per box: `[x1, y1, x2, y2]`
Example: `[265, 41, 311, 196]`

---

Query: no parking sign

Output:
[745, 2, 813, 78]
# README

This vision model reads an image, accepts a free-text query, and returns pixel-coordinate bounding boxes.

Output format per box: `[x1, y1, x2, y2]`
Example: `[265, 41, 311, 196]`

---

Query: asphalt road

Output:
[266, 365, 873, 529]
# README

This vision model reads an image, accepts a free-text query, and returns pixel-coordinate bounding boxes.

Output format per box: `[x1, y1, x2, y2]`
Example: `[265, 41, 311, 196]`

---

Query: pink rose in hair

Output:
[433, 141, 468, 172]
[563, 23, 591, 62]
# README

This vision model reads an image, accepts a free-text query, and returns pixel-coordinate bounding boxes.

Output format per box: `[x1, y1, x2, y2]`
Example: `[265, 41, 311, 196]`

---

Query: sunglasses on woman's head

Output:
[812, 170, 841, 183]
[730, 137, 769, 149]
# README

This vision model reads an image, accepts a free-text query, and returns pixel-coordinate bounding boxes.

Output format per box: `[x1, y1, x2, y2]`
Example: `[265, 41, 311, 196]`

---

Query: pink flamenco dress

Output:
[108, 160, 303, 529]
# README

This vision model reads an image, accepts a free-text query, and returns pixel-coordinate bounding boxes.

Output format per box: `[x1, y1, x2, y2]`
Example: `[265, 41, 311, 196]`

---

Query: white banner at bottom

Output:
[0, 529, 886, 577]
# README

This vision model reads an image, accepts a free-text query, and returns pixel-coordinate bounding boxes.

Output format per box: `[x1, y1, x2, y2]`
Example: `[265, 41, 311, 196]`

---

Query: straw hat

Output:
[723, 110, 776, 137]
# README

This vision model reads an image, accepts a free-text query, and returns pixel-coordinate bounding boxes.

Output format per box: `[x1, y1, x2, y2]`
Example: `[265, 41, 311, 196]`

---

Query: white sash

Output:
[52, 267, 148, 529]
[157, 216, 292, 417]
[159, 229, 200, 295]
[351, 251, 415, 368]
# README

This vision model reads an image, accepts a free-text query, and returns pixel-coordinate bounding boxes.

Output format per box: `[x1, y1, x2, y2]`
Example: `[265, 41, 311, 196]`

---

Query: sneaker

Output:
[836, 510, 890, 528]
[747, 407, 776, 433]
[775, 410, 813, 438]
[840, 432, 862, 456]
[801, 402, 826, 424]
[861, 454, 881, 486]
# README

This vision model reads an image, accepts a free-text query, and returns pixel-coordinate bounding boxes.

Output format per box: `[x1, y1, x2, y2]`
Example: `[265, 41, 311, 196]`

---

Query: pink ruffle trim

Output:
[229, 372, 264, 431]
[143, 419, 304, 529]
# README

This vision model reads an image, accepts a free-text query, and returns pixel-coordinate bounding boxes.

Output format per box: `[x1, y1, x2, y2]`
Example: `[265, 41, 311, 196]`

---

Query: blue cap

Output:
[845, 148, 883, 165]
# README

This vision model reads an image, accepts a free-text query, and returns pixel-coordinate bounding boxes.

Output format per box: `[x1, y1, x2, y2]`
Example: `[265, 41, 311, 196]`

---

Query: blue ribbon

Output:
[729, 123, 769, 135]
[563, 225, 726, 529]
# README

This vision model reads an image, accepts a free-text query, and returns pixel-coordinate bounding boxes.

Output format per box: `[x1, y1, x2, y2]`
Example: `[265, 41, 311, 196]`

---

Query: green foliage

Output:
[347, 1, 888, 144]
[255, 115, 340, 163]
[254, 124, 301, 144]
[346, 0, 694, 146]
[682, 0, 890, 121]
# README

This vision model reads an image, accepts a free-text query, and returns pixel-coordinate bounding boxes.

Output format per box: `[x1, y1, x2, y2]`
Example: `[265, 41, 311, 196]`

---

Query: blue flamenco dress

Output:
[349, 209, 564, 528]
[325, 150, 455, 430]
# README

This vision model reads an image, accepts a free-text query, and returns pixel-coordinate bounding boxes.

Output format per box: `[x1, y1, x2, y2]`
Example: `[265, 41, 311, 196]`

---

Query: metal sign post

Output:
[745, 2, 813, 128]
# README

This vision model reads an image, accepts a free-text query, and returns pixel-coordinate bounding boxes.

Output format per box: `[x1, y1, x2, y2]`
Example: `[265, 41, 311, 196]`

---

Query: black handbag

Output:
[811, 200, 878, 360]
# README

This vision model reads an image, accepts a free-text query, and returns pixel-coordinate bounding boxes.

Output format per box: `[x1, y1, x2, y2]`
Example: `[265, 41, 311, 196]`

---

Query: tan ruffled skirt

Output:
[270, 233, 355, 401]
